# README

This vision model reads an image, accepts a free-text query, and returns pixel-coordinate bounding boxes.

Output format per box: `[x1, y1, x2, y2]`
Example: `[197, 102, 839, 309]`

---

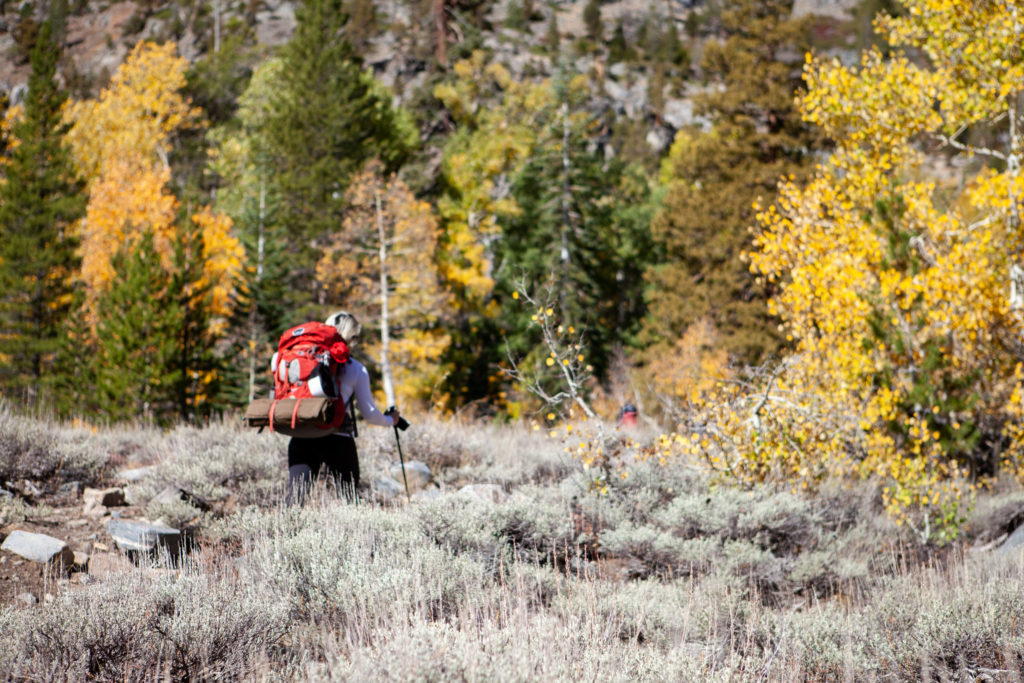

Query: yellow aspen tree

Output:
[434, 51, 549, 307]
[64, 41, 198, 306]
[62, 41, 242, 420]
[742, 0, 1024, 537]
[317, 161, 452, 409]
[64, 41, 240, 326]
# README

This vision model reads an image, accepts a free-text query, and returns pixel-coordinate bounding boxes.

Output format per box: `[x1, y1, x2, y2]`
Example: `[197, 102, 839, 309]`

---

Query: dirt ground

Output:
[0, 485, 144, 610]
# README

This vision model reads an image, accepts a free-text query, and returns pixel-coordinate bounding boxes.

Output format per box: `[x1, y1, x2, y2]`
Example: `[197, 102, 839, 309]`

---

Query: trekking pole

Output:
[386, 406, 411, 502]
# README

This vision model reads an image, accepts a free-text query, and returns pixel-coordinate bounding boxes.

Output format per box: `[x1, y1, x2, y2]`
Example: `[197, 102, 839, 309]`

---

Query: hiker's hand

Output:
[386, 406, 402, 426]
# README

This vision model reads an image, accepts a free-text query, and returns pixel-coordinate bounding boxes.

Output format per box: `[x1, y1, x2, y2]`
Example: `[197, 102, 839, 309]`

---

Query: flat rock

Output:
[389, 460, 431, 491]
[999, 524, 1024, 555]
[83, 487, 126, 509]
[372, 475, 405, 501]
[1, 530, 75, 567]
[458, 484, 508, 504]
[116, 466, 158, 482]
[105, 519, 181, 555]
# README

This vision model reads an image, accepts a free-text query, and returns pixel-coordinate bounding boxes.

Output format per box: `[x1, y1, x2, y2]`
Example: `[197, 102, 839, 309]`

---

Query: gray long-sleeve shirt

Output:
[333, 358, 392, 430]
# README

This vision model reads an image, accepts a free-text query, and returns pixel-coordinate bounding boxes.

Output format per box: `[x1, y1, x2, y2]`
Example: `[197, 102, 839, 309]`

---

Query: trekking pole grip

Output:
[385, 406, 410, 431]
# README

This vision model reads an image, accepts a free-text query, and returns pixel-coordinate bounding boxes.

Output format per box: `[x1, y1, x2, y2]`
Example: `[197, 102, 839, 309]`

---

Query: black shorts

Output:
[287, 434, 359, 486]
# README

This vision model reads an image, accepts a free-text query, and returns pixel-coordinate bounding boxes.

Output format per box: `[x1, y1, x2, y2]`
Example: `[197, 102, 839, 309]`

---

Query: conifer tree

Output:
[209, 58, 293, 406]
[544, 9, 560, 52]
[0, 20, 85, 404]
[582, 0, 602, 42]
[89, 231, 182, 424]
[643, 0, 821, 366]
[218, 185, 290, 407]
[169, 218, 218, 423]
[264, 0, 416, 245]
[496, 76, 655, 384]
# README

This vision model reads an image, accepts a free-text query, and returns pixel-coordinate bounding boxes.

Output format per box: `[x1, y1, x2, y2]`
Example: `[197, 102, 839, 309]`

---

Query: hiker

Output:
[617, 403, 638, 429]
[286, 311, 401, 505]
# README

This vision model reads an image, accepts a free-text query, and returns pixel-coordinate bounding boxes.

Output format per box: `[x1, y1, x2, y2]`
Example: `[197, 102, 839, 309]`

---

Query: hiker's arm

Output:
[351, 364, 394, 427]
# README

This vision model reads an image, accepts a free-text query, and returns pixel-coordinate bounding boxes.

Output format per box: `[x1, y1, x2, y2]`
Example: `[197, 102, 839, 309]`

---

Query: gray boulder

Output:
[998, 524, 1024, 555]
[116, 466, 158, 482]
[389, 461, 431, 492]
[1, 530, 75, 568]
[83, 487, 126, 507]
[661, 98, 694, 130]
[458, 484, 509, 504]
[105, 519, 181, 555]
[372, 475, 405, 502]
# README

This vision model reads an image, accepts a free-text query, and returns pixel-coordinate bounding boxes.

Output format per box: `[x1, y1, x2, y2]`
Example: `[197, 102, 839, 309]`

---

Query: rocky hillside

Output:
[1, 0, 862, 156]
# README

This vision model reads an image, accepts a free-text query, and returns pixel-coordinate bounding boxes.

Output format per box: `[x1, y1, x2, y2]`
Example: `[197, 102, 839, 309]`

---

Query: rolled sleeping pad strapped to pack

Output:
[244, 397, 340, 438]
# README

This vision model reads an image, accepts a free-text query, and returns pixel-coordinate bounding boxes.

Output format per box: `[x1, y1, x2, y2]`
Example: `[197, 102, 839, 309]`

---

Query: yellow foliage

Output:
[64, 41, 199, 184]
[191, 207, 244, 332]
[62, 39, 242, 396]
[65, 41, 202, 311]
[657, 0, 1024, 537]
[644, 318, 731, 406]
[79, 157, 178, 294]
[434, 51, 563, 307]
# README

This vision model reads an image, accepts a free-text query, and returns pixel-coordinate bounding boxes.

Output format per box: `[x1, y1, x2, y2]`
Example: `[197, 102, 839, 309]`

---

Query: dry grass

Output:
[2, 410, 1024, 680]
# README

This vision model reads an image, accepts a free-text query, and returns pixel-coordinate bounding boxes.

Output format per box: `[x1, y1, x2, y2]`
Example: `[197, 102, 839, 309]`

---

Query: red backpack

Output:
[264, 322, 349, 435]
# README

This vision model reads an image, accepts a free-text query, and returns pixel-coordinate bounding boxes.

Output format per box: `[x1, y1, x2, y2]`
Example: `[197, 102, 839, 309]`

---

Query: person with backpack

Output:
[285, 311, 401, 505]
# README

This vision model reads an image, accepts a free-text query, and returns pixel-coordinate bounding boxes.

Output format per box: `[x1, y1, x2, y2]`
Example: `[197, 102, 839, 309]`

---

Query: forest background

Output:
[0, 0, 868, 417]
[3, 0, 1024, 539]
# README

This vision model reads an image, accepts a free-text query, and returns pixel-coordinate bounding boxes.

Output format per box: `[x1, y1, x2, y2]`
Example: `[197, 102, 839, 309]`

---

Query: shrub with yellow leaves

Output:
[503, 280, 638, 490]
[670, 0, 1024, 541]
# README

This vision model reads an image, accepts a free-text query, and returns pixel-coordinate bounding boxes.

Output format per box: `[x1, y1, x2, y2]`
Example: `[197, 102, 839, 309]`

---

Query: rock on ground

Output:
[458, 484, 509, 504]
[1, 530, 75, 568]
[389, 461, 431, 492]
[83, 487, 127, 516]
[105, 519, 181, 555]
[998, 524, 1024, 555]
[372, 475, 405, 502]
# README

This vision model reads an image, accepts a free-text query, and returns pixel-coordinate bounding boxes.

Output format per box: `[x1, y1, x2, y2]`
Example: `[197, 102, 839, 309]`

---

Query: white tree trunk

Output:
[376, 190, 397, 408]
[247, 178, 267, 403]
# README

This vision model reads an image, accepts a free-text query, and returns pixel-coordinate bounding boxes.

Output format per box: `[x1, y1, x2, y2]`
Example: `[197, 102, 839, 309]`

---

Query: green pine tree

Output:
[89, 231, 182, 424]
[219, 179, 290, 408]
[264, 0, 417, 245]
[544, 8, 561, 52]
[0, 20, 86, 406]
[608, 20, 633, 63]
[643, 0, 823, 366]
[169, 219, 219, 423]
[582, 0, 602, 42]
[495, 80, 655, 385]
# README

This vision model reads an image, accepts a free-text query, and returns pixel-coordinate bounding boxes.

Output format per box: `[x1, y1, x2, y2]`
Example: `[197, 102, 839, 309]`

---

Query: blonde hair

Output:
[324, 311, 361, 343]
